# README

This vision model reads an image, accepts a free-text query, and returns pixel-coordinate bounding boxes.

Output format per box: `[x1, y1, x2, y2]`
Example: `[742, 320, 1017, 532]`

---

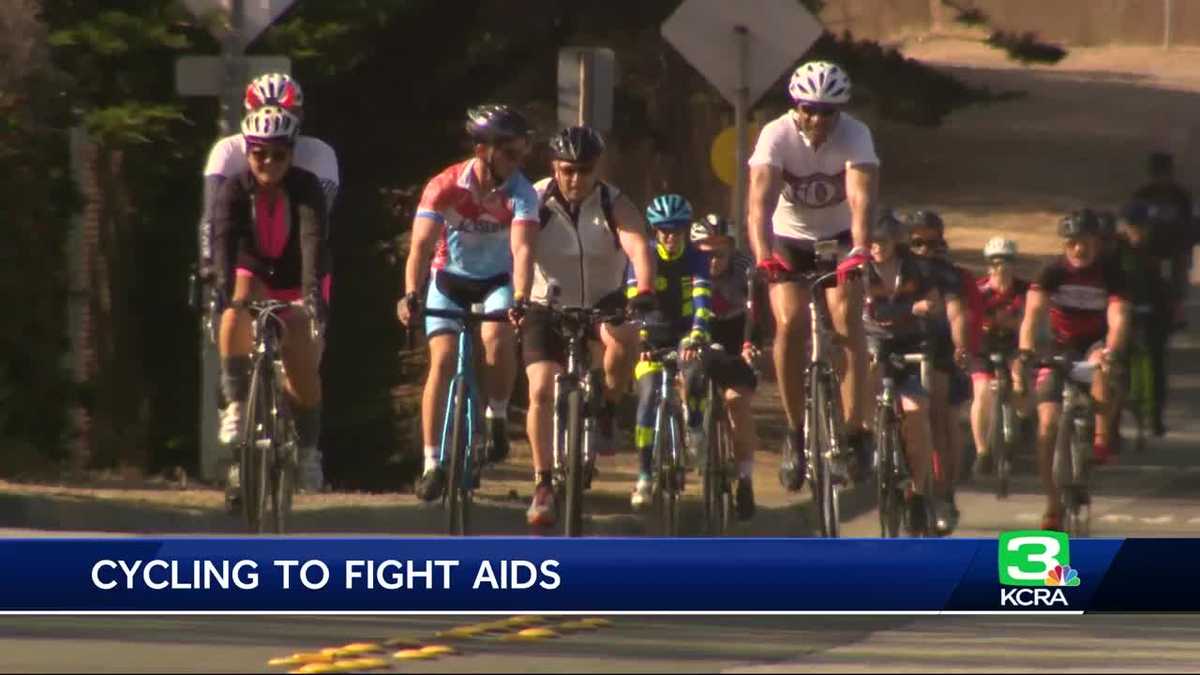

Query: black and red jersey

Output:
[1032, 257, 1127, 351]
[977, 276, 1030, 352]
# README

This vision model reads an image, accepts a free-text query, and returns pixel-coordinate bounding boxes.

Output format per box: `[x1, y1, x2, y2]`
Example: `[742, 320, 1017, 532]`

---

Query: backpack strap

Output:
[599, 183, 620, 250]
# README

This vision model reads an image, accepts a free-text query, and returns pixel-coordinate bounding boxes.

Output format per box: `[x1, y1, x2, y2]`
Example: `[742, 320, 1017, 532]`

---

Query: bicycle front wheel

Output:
[653, 404, 681, 536]
[702, 378, 725, 536]
[986, 387, 1008, 499]
[241, 358, 272, 534]
[874, 408, 903, 538]
[446, 377, 472, 536]
[563, 387, 585, 537]
[810, 373, 840, 538]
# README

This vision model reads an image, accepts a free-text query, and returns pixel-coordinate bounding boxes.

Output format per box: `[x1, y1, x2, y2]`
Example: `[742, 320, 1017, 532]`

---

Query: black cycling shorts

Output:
[699, 347, 758, 392]
[520, 290, 625, 366]
[770, 231, 852, 280]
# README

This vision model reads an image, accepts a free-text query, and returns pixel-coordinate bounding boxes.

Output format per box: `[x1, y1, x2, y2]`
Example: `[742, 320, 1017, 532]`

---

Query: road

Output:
[1, 292, 1198, 673]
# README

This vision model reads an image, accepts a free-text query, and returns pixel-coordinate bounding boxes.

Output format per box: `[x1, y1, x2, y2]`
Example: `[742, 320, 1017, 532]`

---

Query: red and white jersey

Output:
[748, 111, 879, 241]
[416, 159, 539, 279]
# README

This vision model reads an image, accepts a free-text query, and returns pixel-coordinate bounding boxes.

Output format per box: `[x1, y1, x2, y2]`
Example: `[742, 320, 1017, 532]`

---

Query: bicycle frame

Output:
[438, 327, 481, 488]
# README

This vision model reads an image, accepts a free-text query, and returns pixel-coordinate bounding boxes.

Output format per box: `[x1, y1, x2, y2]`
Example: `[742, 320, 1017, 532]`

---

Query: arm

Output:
[298, 175, 329, 302]
[946, 294, 970, 358]
[510, 222, 536, 301]
[1019, 289, 1048, 353]
[845, 163, 878, 251]
[404, 216, 441, 302]
[747, 164, 782, 263]
[613, 195, 656, 294]
[199, 175, 226, 272]
[689, 256, 714, 343]
[1106, 297, 1131, 354]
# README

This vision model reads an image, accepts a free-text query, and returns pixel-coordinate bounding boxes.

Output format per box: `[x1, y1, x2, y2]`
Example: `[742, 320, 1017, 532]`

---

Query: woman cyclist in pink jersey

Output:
[212, 105, 330, 498]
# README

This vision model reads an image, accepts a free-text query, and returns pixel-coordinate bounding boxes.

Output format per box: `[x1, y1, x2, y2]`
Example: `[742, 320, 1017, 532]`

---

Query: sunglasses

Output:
[249, 146, 290, 163]
[799, 103, 839, 118]
[557, 163, 597, 178]
[988, 258, 1013, 267]
[909, 237, 944, 249]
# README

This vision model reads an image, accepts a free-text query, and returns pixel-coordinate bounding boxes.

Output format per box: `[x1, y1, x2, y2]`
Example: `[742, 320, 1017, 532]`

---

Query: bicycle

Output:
[804, 266, 850, 538]
[540, 302, 626, 537]
[695, 343, 737, 536]
[983, 347, 1019, 498]
[1040, 354, 1101, 537]
[421, 306, 510, 536]
[238, 300, 315, 534]
[641, 344, 688, 536]
[869, 338, 933, 538]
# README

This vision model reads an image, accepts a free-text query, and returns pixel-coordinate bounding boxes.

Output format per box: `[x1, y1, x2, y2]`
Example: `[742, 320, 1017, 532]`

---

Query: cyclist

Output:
[689, 214, 763, 520]
[1132, 152, 1193, 327]
[521, 125, 657, 527]
[905, 210, 977, 533]
[398, 104, 538, 502]
[1115, 201, 1171, 437]
[970, 237, 1031, 476]
[212, 105, 330, 494]
[205, 74, 338, 493]
[629, 195, 713, 510]
[1015, 209, 1131, 531]
[862, 212, 953, 534]
[202, 74, 338, 274]
[747, 60, 879, 491]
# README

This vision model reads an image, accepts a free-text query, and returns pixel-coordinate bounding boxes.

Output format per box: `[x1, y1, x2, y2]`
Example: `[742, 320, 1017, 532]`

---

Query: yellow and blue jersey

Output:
[627, 241, 713, 344]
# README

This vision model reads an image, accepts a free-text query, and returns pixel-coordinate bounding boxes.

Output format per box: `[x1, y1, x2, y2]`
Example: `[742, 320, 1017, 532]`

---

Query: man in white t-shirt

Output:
[747, 61, 879, 491]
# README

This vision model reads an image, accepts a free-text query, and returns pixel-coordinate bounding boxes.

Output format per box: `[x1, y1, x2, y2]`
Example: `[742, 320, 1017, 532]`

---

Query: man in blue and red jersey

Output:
[1015, 209, 1130, 532]
[397, 105, 540, 505]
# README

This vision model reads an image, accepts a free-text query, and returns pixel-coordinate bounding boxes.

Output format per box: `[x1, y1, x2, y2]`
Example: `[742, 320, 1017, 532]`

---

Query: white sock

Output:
[738, 460, 755, 480]
[485, 400, 509, 420]
[423, 446, 439, 473]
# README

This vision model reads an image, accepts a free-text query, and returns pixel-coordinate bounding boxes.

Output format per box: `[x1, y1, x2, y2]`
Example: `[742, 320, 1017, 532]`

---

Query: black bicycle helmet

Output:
[1057, 209, 1101, 239]
[550, 125, 606, 163]
[871, 209, 907, 242]
[906, 209, 945, 234]
[465, 104, 531, 144]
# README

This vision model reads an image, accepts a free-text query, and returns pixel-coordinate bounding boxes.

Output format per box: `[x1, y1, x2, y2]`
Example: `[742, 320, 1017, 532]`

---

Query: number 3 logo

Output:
[998, 531, 1070, 586]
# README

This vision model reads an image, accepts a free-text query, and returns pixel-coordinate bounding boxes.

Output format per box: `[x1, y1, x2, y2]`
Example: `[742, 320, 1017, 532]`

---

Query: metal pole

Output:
[578, 52, 590, 126]
[201, 0, 247, 482]
[733, 25, 750, 250]
[1164, 0, 1174, 50]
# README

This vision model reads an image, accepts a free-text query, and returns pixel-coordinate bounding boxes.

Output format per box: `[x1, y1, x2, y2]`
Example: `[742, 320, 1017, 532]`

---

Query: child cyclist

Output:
[628, 195, 714, 511]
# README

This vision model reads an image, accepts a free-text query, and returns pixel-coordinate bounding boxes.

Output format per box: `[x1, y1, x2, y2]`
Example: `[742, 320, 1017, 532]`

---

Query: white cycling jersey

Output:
[748, 111, 879, 241]
[204, 134, 340, 209]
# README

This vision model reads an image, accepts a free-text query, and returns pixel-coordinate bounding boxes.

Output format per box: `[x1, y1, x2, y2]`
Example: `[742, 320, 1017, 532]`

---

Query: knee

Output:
[528, 373, 555, 408]
[482, 324, 515, 352]
[428, 347, 457, 380]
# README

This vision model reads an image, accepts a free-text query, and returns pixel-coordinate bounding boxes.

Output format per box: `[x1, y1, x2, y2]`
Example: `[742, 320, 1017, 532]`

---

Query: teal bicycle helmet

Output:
[646, 194, 693, 231]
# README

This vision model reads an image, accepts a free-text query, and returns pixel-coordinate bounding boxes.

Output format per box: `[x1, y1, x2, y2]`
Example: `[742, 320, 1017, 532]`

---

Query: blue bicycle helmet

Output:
[646, 194, 693, 231]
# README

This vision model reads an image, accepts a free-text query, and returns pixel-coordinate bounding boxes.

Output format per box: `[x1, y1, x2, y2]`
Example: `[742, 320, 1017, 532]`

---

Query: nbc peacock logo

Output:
[1045, 564, 1081, 587]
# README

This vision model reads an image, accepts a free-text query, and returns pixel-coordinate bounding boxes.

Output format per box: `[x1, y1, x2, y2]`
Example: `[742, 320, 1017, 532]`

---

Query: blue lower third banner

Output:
[0, 536, 1193, 613]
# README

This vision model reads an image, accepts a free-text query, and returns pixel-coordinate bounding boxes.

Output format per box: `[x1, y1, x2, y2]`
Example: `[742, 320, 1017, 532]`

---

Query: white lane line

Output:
[1139, 515, 1176, 525]
[1099, 514, 1134, 523]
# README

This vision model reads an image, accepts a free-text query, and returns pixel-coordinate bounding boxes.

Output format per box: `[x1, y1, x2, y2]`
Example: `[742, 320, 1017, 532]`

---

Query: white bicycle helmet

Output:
[241, 105, 300, 144]
[983, 236, 1017, 259]
[788, 61, 851, 105]
[244, 73, 303, 112]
